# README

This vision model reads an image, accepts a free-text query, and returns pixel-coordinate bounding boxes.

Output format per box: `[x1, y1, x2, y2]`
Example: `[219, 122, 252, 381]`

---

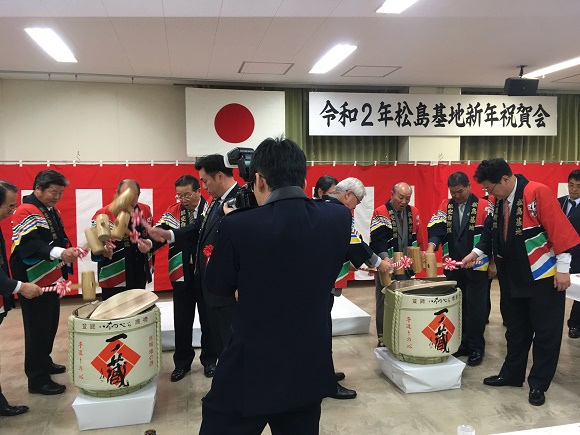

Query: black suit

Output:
[0, 231, 19, 408]
[149, 197, 216, 369]
[194, 184, 240, 355]
[559, 196, 580, 328]
[199, 186, 351, 434]
[428, 194, 490, 355]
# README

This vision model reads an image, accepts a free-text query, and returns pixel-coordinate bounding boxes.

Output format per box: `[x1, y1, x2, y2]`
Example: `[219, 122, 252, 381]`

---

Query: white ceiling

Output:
[0, 0, 579, 92]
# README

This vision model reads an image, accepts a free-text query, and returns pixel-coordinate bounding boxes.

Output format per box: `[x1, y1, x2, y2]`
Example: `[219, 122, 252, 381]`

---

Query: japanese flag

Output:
[186, 88, 285, 156]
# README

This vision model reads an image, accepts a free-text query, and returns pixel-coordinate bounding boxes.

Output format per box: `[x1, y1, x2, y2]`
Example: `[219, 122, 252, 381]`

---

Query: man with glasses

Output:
[463, 158, 580, 406]
[370, 182, 427, 346]
[323, 177, 392, 399]
[11, 170, 79, 395]
[0, 181, 43, 415]
[90, 179, 153, 300]
[139, 175, 213, 382]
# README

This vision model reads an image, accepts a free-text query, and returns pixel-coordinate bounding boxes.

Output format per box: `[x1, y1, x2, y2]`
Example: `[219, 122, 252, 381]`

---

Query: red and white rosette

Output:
[203, 244, 214, 267]
[393, 255, 412, 270]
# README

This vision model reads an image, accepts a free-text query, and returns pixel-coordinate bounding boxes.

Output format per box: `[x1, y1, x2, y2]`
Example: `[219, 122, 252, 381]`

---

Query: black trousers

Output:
[448, 269, 488, 354]
[206, 303, 237, 356]
[0, 316, 8, 408]
[199, 401, 322, 435]
[172, 277, 216, 369]
[497, 271, 565, 392]
[19, 291, 60, 388]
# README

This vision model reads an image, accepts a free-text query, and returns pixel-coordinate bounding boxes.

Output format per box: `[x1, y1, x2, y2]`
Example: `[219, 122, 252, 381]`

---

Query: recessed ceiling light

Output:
[310, 44, 357, 74]
[25, 28, 77, 63]
[376, 0, 419, 14]
[523, 56, 580, 79]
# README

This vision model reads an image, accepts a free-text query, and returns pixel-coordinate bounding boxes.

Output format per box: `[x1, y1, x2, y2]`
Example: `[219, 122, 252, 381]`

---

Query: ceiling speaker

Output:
[504, 77, 539, 96]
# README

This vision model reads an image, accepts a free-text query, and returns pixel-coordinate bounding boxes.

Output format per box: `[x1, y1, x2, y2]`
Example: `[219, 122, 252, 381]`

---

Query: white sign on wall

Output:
[309, 92, 557, 136]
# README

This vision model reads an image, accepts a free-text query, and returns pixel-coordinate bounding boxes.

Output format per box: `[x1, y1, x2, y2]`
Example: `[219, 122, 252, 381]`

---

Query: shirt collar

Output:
[506, 177, 518, 204]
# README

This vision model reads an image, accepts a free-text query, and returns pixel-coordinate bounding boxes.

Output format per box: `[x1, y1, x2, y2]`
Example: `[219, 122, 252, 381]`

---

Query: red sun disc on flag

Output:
[214, 103, 255, 143]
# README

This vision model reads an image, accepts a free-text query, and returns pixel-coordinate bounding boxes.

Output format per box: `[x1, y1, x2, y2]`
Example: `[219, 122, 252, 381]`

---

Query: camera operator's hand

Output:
[148, 227, 170, 243]
[222, 202, 235, 215]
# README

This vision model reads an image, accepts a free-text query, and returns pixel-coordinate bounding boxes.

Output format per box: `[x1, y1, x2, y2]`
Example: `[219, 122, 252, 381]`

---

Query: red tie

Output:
[503, 199, 510, 241]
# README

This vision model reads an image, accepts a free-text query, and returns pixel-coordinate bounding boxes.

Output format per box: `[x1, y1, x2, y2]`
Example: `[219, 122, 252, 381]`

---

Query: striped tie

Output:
[503, 199, 510, 241]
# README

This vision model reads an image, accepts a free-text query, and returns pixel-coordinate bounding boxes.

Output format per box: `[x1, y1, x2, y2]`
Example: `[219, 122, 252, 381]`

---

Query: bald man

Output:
[369, 182, 427, 346]
[90, 179, 153, 300]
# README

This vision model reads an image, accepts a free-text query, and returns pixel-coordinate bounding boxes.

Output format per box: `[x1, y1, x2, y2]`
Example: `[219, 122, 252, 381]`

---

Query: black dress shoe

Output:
[569, 327, 580, 339]
[335, 372, 345, 382]
[529, 388, 545, 406]
[170, 367, 191, 382]
[0, 405, 29, 417]
[452, 348, 470, 358]
[329, 383, 357, 400]
[203, 362, 217, 378]
[483, 375, 523, 387]
[28, 380, 66, 395]
[467, 351, 483, 366]
[49, 363, 66, 374]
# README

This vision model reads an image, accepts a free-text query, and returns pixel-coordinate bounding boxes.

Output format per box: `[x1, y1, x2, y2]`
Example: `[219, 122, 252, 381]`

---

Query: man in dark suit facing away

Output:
[199, 138, 352, 435]
[0, 181, 43, 416]
[559, 170, 580, 338]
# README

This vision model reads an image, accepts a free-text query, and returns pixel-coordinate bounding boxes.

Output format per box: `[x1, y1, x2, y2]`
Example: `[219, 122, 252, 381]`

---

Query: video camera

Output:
[224, 147, 258, 209]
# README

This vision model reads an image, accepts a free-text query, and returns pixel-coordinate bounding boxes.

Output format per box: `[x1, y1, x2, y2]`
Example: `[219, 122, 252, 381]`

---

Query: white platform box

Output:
[332, 295, 371, 336]
[159, 296, 371, 351]
[72, 377, 157, 431]
[374, 347, 465, 393]
[159, 302, 201, 350]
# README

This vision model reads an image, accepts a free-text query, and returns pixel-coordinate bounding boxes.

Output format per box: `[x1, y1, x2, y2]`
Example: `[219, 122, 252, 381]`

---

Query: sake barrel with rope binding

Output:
[68, 303, 161, 397]
[383, 279, 461, 364]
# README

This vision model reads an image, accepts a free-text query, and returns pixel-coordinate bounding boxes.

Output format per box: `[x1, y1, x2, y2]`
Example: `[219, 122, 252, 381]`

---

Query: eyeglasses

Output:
[350, 190, 363, 205]
[175, 193, 195, 201]
[482, 183, 498, 196]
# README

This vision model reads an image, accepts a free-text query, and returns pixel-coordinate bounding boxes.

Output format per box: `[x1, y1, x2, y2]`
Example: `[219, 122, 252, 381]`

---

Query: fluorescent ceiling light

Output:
[25, 28, 77, 63]
[310, 44, 357, 74]
[523, 56, 580, 78]
[376, 0, 419, 14]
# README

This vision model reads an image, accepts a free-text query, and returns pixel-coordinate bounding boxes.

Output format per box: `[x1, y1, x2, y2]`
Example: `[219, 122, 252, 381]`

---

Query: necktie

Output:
[397, 210, 403, 225]
[503, 199, 510, 241]
[209, 199, 222, 221]
[458, 203, 465, 223]
[569, 200, 577, 217]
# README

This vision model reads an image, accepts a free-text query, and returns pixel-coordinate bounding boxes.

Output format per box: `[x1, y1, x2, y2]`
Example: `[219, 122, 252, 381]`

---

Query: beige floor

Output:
[1, 281, 579, 435]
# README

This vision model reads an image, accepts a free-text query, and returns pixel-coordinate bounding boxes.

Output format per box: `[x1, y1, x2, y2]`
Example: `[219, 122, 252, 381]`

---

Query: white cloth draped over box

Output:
[158, 296, 371, 350]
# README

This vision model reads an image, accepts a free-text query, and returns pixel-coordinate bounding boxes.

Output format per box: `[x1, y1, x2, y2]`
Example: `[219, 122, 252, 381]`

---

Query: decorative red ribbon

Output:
[129, 209, 152, 244]
[443, 257, 482, 270]
[393, 255, 412, 270]
[203, 244, 214, 266]
[443, 257, 463, 270]
[42, 280, 72, 298]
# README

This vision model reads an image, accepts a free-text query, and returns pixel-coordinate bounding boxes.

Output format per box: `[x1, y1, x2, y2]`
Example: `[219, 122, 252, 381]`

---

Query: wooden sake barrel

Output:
[68, 303, 161, 397]
[383, 279, 461, 364]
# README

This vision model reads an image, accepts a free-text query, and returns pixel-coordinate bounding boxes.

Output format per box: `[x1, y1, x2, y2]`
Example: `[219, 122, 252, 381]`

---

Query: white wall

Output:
[0, 79, 189, 162]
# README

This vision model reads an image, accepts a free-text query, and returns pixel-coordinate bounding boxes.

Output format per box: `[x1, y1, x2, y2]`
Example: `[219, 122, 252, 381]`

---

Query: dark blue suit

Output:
[559, 196, 580, 328]
[0, 231, 19, 408]
[200, 187, 351, 434]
